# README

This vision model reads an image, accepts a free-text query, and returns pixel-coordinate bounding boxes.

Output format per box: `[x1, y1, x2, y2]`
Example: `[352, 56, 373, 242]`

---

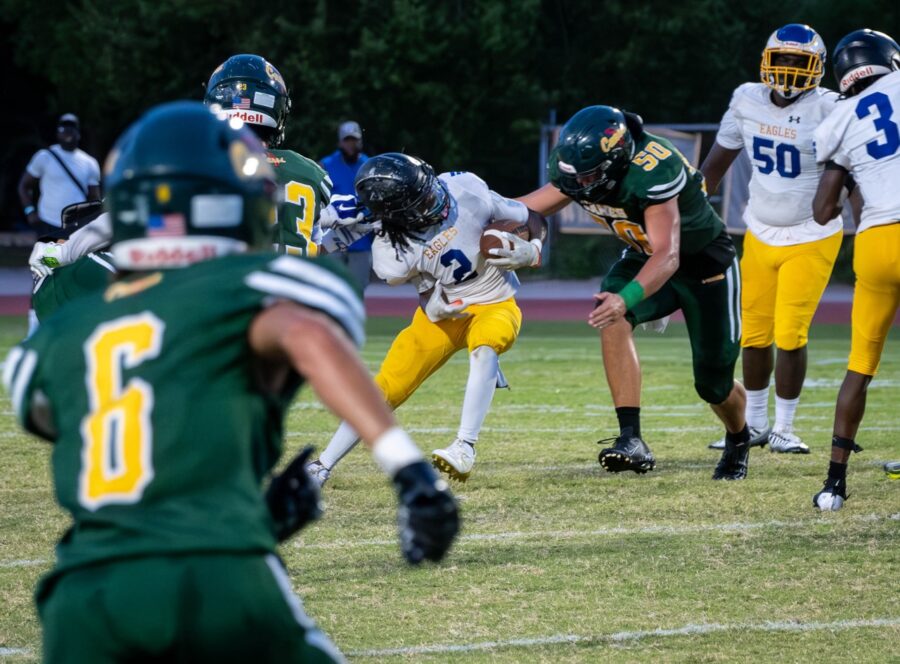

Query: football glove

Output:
[265, 446, 323, 542]
[424, 282, 467, 322]
[319, 194, 366, 230]
[485, 233, 542, 269]
[393, 460, 460, 564]
[28, 242, 64, 278]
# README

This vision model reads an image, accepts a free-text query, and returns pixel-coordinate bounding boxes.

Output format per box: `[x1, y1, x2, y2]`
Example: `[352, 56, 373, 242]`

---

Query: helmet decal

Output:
[600, 126, 627, 153]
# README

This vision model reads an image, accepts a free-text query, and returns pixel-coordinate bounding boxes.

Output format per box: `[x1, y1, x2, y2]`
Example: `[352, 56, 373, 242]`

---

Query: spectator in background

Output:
[18, 113, 101, 236]
[321, 121, 372, 289]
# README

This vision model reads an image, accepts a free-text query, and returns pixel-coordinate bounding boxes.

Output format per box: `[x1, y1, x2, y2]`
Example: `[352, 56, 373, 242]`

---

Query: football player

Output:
[702, 24, 846, 455]
[520, 106, 760, 480]
[810, 29, 900, 510]
[306, 153, 547, 484]
[2, 102, 458, 662]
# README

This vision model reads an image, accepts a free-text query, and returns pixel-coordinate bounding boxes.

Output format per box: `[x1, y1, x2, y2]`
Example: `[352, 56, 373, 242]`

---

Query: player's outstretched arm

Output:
[813, 162, 848, 225]
[699, 143, 742, 195]
[516, 183, 572, 217]
[249, 301, 459, 561]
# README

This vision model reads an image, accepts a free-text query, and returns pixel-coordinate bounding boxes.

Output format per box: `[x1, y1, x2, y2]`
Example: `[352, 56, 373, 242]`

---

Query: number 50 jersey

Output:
[814, 71, 900, 234]
[716, 83, 843, 244]
[372, 171, 530, 304]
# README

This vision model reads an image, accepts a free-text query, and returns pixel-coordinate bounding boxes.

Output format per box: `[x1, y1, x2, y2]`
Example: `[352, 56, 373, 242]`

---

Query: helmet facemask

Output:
[761, 48, 824, 98]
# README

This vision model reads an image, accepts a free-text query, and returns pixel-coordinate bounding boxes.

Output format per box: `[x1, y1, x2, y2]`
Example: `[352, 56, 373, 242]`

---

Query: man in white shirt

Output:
[18, 113, 101, 235]
[701, 24, 845, 455]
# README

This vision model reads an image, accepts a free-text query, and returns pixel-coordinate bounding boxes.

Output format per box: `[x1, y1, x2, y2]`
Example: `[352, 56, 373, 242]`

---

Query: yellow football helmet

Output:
[760, 24, 826, 98]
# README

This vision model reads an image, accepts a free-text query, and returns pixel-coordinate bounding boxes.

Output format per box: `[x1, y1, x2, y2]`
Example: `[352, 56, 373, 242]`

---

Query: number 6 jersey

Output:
[716, 83, 843, 244]
[372, 171, 529, 304]
[814, 71, 900, 234]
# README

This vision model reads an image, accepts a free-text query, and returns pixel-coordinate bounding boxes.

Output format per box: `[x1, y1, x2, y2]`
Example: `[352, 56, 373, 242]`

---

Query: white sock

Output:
[745, 386, 770, 430]
[318, 421, 361, 470]
[456, 346, 499, 443]
[774, 395, 800, 433]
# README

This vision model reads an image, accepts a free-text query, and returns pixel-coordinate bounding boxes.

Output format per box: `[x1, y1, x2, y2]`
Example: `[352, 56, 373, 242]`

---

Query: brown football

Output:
[480, 219, 531, 257]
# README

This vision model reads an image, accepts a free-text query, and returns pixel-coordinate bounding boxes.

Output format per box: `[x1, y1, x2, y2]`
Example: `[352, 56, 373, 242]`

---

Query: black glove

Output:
[393, 461, 460, 564]
[265, 446, 323, 542]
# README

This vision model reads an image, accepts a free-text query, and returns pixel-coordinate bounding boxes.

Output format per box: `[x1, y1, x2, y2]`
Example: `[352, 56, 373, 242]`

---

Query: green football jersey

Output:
[32, 253, 116, 323]
[4, 253, 363, 575]
[268, 149, 332, 257]
[577, 132, 724, 255]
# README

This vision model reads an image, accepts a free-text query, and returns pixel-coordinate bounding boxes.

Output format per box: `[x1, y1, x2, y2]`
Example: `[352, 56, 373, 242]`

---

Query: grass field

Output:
[1, 314, 898, 662]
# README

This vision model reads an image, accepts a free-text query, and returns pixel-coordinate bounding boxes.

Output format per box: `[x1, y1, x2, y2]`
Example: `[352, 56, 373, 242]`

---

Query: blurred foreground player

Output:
[2, 102, 458, 663]
[811, 29, 900, 510]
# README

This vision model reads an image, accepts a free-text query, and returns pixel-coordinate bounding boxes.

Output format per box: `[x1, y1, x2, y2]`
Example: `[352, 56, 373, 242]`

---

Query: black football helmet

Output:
[833, 29, 900, 96]
[548, 105, 635, 204]
[355, 153, 450, 250]
[204, 54, 291, 146]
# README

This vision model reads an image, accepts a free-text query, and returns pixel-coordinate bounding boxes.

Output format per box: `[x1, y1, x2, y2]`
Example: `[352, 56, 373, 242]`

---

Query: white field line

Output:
[6, 513, 896, 569]
[294, 512, 899, 551]
[347, 617, 900, 658]
[0, 648, 30, 656]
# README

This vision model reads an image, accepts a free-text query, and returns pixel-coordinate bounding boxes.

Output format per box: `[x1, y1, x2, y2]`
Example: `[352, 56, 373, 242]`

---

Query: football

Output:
[480, 219, 531, 257]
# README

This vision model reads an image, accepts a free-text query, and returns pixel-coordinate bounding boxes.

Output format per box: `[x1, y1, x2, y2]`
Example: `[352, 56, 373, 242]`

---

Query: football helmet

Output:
[354, 153, 450, 249]
[760, 24, 826, 99]
[204, 54, 291, 147]
[548, 105, 634, 204]
[104, 101, 277, 270]
[832, 29, 900, 96]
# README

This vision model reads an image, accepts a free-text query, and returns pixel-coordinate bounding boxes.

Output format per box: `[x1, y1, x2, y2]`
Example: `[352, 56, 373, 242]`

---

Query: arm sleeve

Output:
[58, 212, 113, 264]
[243, 255, 366, 348]
[714, 97, 744, 150]
[2, 343, 54, 440]
[489, 191, 529, 223]
[26, 150, 47, 178]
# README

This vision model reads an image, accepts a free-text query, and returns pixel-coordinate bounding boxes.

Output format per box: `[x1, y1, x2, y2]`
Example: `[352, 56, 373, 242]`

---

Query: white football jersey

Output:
[372, 171, 529, 305]
[716, 83, 843, 245]
[815, 71, 900, 235]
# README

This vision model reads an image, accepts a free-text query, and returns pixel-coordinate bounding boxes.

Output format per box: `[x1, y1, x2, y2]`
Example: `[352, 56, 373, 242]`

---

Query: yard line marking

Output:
[347, 617, 900, 657]
[295, 512, 899, 550]
[0, 648, 31, 656]
[0, 558, 48, 568]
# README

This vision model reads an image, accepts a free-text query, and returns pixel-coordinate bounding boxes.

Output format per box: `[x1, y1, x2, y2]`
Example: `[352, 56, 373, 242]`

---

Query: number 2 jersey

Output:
[814, 71, 900, 235]
[574, 131, 732, 272]
[716, 83, 843, 245]
[3, 253, 363, 575]
[372, 171, 530, 304]
[268, 148, 332, 256]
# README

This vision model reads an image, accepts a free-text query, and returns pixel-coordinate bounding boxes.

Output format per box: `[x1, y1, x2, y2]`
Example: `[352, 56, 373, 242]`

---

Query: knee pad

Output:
[774, 327, 808, 352]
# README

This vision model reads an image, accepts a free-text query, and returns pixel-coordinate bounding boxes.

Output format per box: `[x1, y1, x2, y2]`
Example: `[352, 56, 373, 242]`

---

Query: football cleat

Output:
[597, 435, 656, 474]
[305, 460, 330, 488]
[712, 439, 750, 480]
[885, 461, 900, 480]
[768, 429, 810, 454]
[432, 439, 476, 482]
[813, 477, 848, 511]
[708, 426, 770, 450]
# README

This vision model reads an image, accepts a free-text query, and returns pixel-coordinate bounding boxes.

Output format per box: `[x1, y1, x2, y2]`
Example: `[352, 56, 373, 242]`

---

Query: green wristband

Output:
[619, 280, 645, 311]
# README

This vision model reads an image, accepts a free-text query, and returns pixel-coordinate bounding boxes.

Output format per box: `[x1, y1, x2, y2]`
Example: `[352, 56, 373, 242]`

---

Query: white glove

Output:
[318, 194, 366, 230]
[28, 242, 64, 278]
[485, 233, 542, 269]
[424, 283, 468, 322]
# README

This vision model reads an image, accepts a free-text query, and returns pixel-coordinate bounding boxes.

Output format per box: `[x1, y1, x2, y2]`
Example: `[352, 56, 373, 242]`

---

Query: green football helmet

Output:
[204, 54, 291, 147]
[105, 101, 277, 270]
[549, 105, 635, 203]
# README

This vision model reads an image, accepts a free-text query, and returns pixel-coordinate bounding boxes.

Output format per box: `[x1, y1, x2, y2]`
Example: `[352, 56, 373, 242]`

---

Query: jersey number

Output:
[751, 137, 800, 178]
[632, 141, 672, 172]
[78, 313, 164, 510]
[855, 92, 900, 160]
[440, 249, 478, 284]
[609, 219, 653, 255]
[283, 181, 318, 256]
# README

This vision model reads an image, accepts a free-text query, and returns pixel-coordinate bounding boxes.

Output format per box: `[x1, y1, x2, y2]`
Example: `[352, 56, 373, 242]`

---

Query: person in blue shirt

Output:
[321, 121, 372, 289]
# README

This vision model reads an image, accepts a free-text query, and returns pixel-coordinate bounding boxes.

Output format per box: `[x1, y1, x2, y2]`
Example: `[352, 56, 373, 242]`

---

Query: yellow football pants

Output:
[740, 230, 842, 350]
[848, 223, 900, 376]
[374, 298, 522, 408]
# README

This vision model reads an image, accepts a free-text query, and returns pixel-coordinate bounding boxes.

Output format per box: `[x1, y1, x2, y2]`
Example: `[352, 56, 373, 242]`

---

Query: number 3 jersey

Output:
[716, 83, 843, 245]
[372, 171, 530, 304]
[3, 253, 363, 575]
[814, 71, 900, 235]
[268, 148, 332, 256]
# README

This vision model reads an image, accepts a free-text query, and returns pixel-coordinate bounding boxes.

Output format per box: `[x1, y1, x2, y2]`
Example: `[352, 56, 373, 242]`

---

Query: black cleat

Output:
[712, 438, 749, 480]
[597, 435, 656, 474]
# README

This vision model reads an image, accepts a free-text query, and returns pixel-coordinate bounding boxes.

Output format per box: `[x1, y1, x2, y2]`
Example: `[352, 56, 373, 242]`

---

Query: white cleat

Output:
[305, 460, 330, 488]
[431, 439, 476, 482]
[813, 479, 847, 511]
[768, 429, 810, 454]
[708, 426, 770, 450]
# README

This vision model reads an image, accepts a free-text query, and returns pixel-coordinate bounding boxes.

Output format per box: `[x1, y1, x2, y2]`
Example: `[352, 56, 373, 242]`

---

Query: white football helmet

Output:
[760, 23, 826, 99]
